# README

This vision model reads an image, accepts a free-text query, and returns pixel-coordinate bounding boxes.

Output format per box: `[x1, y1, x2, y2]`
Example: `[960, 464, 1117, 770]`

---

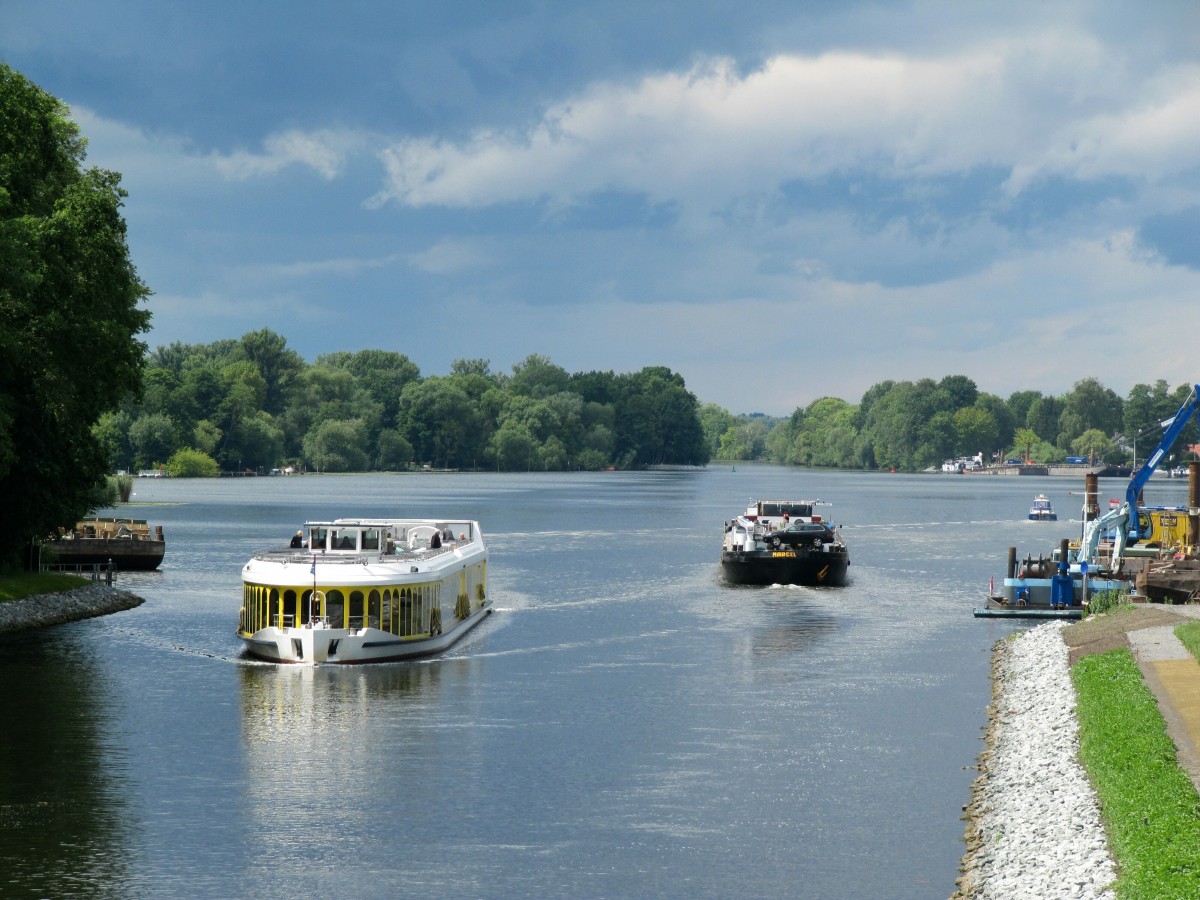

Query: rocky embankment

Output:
[955, 623, 1117, 899]
[0, 582, 143, 633]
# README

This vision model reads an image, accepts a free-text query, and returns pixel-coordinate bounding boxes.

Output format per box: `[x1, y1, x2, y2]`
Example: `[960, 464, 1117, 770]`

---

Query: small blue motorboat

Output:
[1027, 494, 1056, 521]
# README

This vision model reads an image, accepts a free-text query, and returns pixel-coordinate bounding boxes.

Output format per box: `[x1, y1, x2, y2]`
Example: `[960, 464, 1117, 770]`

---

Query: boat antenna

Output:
[310, 552, 317, 624]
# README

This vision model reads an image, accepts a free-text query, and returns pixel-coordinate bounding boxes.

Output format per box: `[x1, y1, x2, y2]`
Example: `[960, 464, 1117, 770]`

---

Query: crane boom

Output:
[1079, 384, 1200, 571]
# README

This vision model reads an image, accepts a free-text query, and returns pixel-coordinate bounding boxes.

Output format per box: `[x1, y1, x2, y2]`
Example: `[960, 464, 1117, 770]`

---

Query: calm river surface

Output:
[2, 467, 1190, 898]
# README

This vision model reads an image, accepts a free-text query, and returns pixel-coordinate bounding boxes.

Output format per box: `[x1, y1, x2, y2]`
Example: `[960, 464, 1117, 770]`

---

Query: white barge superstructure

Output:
[238, 517, 489, 664]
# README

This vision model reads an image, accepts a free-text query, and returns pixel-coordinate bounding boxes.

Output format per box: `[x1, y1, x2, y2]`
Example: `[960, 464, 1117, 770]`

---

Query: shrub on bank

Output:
[1072, 649, 1200, 896]
[1087, 588, 1133, 616]
[166, 448, 219, 477]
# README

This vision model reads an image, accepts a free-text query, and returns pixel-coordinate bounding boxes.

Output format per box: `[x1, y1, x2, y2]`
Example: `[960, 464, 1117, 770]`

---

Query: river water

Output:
[2, 467, 1189, 898]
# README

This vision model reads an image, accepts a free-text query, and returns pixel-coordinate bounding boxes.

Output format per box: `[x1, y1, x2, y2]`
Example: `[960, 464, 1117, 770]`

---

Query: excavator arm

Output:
[1079, 384, 1200, 572]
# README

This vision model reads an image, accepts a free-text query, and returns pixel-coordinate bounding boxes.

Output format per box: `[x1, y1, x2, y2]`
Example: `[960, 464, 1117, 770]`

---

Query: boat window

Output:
[326, 590, 345, 628]
[310, 528, 328, 550]
[367, 589, 381, 628]
[330, 530, 357, 550]
[363, 529, 380, 551]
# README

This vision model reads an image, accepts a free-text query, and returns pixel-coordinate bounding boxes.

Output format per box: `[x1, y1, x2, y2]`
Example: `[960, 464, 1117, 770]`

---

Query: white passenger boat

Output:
[238, 517, 490, 664]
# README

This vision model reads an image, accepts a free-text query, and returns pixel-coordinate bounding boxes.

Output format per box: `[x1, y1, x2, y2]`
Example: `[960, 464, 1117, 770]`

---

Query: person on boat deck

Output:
[430, 530, 442, 549]
[290, 530, 303, 548]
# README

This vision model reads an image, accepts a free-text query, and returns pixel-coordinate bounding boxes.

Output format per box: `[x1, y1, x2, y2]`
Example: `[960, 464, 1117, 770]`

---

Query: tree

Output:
[1060, 378, 1123, 444]
[612, 367, 708, 467]
[698, 403, 738, 457]
[1006, 390, 1042, 430]
[1071, 429, 1116, 465]
[508, 354, 571, 399]
[951, 407, 998, 457]
[1124, 381, 1193, 466]
[129, 412, 176, 469]
[93, 410, 135, 472]
[239, 328, 305, 417]
[938, 375, 978, 410]
[1025, 396, 1064, 443]
[166, 448, 220, 477]
[303, 419, 369, 472]
[857, 379, 950, 470]
[1012, 427, 1039, 463]
[398, 377, 482, 468]
[0, 65, 151, 567]
[375, 429, 413, 471]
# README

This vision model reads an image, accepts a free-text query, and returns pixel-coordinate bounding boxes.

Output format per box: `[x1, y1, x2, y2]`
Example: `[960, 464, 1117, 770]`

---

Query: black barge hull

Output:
[720, 551, 849, 586]
[45, 540, 165, 571]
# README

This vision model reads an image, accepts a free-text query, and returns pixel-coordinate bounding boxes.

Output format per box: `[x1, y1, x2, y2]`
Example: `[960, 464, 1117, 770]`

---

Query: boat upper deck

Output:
[249, 518, 485, 568]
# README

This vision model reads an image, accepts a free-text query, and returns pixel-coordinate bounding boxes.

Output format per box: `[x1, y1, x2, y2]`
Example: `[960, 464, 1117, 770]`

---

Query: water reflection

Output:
[235, 658, 494, 889]
[0, 629, 134, 899]
[746, 595, 839, 658]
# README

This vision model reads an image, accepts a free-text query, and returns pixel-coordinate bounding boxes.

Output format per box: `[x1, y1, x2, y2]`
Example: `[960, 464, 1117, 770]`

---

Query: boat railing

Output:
[40, 561, 114, 585]
[257, 543, 470, 564]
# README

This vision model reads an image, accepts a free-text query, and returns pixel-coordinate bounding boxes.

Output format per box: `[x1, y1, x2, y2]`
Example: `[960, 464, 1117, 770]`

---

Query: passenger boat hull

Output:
[242, 603, 492, 664]
[720, 549, 850, 586]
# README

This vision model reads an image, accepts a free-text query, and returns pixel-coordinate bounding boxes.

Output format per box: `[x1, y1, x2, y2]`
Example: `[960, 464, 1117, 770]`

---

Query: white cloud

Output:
[240, 254, 404, 280]
[369, 35, 1200, 215]
[211, 129, 358, 180]
[71, 107, 365, 190]
[406, 240, 494, 275]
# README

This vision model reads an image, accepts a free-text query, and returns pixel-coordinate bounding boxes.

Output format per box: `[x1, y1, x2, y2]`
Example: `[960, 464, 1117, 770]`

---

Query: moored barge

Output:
[43, 517, 166, 571]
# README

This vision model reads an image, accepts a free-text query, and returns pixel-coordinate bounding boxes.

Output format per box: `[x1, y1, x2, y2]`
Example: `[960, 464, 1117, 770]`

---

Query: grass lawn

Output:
[0, 571, 89, 602]
[1072, 648, 1200, 898]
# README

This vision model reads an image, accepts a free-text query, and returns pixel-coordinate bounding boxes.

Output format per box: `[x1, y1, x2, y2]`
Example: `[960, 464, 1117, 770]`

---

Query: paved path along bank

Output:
[0, 583, 143, 633]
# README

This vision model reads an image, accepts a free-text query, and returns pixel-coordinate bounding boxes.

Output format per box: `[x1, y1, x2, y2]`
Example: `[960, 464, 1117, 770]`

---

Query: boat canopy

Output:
[755, 501, 817, 518]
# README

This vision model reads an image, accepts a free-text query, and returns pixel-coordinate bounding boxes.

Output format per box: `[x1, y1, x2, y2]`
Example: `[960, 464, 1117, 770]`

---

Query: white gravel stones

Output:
[0, 583, 142, 633]
[957, 623, 1117, 899]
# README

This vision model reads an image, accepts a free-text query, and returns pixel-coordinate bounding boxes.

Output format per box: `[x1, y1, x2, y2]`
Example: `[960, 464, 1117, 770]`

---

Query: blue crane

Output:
[1078, 384, 1200, 571]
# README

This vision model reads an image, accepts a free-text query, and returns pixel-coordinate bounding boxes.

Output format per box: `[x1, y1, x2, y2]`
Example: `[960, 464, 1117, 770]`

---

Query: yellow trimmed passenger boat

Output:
[238, 517, 490, 664]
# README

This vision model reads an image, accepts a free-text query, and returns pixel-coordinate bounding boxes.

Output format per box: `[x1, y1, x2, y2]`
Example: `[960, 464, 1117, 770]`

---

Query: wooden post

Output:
[1189, 462, 1200, 555]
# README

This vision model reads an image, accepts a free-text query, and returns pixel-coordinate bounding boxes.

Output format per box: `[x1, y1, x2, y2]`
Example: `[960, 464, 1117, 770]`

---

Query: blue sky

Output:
[5, 1, 1200, 415]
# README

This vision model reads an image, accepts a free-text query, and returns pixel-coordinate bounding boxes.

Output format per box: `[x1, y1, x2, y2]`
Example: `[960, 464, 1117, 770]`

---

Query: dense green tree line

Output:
[99, 333, 710, 474]
[1, 65, 150, 568]
[703, 376, 1200, 472]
